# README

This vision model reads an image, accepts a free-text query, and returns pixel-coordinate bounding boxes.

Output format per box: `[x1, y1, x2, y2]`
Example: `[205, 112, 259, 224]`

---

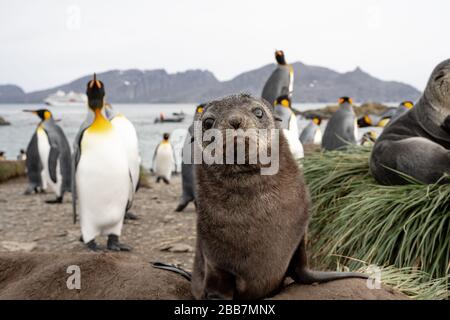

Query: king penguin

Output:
[390, 101, 414, 122]
[261, 50, 294, 106]
[175, 104, 204, 212]
[23, 109, 71, 202]
[24, 132, 43, 194]
[72, 74, 131, 251]
[274, 95, 304, 159]
[104, 103, 141, 220]
[300, 117, 322, 145]
[152, 133, 176, 184]
[321, 97, 358, 151]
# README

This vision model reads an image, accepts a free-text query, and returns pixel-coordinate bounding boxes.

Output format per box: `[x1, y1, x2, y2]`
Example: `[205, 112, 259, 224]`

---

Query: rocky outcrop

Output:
[0, 63, 421, 104]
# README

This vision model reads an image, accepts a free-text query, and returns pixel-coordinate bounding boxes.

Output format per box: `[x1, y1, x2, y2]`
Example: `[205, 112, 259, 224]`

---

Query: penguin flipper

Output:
[72, 126, 88, 224]
[151, 262, 192, 281]
[48, 146, 60, 184]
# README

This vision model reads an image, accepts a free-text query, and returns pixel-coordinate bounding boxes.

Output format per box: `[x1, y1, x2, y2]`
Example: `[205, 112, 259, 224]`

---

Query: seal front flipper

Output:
[287, 237, 368, 284]
[151, 262, 192, 281]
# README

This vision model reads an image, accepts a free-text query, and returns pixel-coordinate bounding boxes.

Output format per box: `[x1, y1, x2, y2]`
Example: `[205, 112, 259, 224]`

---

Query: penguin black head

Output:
[163, 133, 170, 141]
[23, 109, 53, 121]
[86, 73, 105, 110]
[357, 115, 372, 127]
[338, 96, 353, 105]
[275, 50, 286, 65]
[275, 95, 291, 108]
[400, 101, 414, 109]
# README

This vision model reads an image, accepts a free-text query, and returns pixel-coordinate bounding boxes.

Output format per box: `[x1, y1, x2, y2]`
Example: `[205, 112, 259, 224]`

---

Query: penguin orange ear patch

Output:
[364, 115, 372, 125]
[197, 106, 204, 113]
[313, 118, 320, 125]
[44, 111, 51, 120]
[95, 80, 102, 88]
[89, 80, 95, 89]
[281, 99, 290, 107]
[339, 98, 344, 104]
[404, 101, 413, 109]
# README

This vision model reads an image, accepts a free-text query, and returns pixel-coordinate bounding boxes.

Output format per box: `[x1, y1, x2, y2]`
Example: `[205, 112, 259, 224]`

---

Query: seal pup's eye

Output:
[434, 72, 445, 82]
[253, 108, 264, 118]
[203, 118, 215, 129]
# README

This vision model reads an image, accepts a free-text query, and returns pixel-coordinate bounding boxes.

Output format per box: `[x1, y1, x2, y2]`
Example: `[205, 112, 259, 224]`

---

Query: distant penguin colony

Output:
[72, 74, 132, 251]
[321, 97, 358, 151]
[152, 133, 176, 184]
[23, 109, 72, 202]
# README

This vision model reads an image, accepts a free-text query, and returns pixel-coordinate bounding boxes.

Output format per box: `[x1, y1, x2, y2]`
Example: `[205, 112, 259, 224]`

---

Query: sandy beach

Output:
[0, 174, 196, 270]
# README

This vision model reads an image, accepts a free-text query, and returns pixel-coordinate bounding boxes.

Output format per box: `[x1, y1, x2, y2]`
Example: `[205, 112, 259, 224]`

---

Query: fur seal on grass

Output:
[370, 59, 450, 184]
[183, 94, 366, 300]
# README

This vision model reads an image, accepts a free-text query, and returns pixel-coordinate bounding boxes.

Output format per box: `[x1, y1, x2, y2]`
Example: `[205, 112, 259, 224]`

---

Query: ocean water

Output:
[0, 103, 331, 168]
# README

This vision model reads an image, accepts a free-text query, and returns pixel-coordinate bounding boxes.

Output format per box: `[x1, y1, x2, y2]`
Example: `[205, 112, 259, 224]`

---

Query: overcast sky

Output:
[1, 0, 449, 92]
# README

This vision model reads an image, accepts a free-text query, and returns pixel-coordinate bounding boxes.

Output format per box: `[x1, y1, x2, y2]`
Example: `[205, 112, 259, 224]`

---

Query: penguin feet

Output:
[86, 240, 98, 252]
[45, 196, 63, 204]
[124, 212, 138, 220]
[107, 235, 132, 252]
[163, 178, 170, 185]
[175, 201, 190, 212]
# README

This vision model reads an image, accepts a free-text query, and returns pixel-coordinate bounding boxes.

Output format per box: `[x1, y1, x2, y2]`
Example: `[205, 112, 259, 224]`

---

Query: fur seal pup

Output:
[321, 97, 358, 151]
[370, 59, 450, 185]
[186, 94, 366, 300]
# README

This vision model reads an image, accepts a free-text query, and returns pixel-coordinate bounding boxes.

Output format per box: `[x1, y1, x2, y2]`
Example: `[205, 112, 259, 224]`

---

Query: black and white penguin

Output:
[261, 50, 294, 106]
[72, 74, 132, 251]
[152, 133, 176, 184]
[300, 117, 322, 145]
[105, 103, 141, 220]
[23, 109, 71, 202]
[390, 101, 414, 122]
[175, 104, 204, 212]
[321, 97, 358, 151]
[273, 95, 304, 159]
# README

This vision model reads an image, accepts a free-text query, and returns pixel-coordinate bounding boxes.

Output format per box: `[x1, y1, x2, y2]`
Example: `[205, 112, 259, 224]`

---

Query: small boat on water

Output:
[154, 111, 185, 123]
[44, 90, 87, 107]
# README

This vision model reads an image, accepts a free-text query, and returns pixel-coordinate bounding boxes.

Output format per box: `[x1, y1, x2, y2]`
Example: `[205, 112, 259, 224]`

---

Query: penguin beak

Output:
[23, 109, 37, 115]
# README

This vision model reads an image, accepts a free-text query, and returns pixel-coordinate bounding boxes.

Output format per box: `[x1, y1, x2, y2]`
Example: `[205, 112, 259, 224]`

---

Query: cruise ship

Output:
[44, 90, 87, 107]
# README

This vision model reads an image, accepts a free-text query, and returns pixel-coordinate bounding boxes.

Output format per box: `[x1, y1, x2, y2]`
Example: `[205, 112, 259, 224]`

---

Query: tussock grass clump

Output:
[0, 160, 26, 183]
[302, 147, 450, 285]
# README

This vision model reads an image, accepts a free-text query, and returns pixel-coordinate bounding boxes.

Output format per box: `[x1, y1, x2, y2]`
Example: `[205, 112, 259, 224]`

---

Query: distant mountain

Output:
[0, 62, 421, 103]
[0, 85, 26, 103]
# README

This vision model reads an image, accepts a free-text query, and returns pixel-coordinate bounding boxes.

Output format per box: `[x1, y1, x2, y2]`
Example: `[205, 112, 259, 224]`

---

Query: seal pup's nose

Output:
[228, 115, 243, 129]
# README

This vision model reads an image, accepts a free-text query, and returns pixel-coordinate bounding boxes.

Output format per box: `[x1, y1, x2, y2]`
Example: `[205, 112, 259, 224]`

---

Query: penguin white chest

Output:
[76, 129, 130, 242]
[313, 128, 322, 145]
[111, 115, 141, 192]
[36, 127, 62, 196]
[154, 143, 174, 180]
